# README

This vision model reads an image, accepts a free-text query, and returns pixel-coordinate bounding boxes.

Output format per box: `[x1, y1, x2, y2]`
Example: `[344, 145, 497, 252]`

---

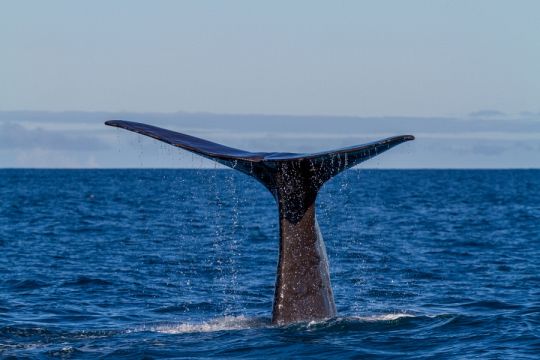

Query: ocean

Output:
[1, 169, 539, 358]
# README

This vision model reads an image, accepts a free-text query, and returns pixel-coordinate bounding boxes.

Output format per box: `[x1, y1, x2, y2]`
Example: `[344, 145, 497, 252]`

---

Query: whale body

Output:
[105, 120, 414, 324]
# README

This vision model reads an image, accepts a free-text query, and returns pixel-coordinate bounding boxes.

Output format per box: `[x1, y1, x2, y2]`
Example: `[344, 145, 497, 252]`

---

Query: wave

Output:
[62, 276, 113, 286]
[139, 312, 447, 335]
[4, 279, 49, 290]
[350, 313, 417, 322]
[139, 315, 268, 334]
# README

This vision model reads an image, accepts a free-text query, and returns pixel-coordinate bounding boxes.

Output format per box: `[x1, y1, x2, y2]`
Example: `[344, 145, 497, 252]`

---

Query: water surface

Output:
[1, 169, 539, 358]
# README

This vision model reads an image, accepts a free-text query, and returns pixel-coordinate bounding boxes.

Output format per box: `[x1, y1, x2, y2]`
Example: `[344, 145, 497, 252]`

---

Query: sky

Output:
[0, 1, 539, 168]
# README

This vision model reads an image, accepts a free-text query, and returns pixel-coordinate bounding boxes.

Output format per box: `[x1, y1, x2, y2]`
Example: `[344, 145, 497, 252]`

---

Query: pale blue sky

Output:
[1, 0, 539, 116]
[0, 2, 539, 168]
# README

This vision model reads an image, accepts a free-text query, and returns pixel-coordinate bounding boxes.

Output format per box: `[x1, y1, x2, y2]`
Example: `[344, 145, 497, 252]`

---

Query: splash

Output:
[143, 316, 268, 334]
[139, 313, 425, 334]
[351, 313, 416, 322]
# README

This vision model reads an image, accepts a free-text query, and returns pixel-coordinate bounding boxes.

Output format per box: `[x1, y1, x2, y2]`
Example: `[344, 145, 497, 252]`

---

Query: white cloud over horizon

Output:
[0, 111, 539, 169]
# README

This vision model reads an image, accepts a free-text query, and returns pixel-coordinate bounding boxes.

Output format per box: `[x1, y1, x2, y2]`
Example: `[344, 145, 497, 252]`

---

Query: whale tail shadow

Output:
[105, 120, 414, 324]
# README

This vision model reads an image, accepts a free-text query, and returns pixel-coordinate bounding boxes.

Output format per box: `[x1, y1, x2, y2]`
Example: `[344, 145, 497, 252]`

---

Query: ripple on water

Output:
[1, 169, 539, 358]
[62, 276, 113, 287]
[5, 279, 50, 291]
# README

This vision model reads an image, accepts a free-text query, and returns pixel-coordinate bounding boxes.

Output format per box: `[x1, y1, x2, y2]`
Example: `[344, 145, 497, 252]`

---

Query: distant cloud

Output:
[1, 111, 540, 168]
[0, 122, 109, 151]
[468, 110, 506, 118]
[13, 148, 99, 168]
[519, 111, 540, 118]
[469, 144, 508, 156]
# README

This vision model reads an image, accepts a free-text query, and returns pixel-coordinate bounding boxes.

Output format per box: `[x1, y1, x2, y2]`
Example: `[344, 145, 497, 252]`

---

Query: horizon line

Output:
[1, 167, 539, 171]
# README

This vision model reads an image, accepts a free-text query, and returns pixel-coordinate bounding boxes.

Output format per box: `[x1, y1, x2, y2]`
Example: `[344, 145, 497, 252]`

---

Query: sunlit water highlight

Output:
[0, 169, 539, 358]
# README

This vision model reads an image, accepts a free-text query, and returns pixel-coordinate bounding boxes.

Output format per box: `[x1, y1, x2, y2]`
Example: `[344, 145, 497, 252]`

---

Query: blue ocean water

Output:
[0, 169, 539, 358]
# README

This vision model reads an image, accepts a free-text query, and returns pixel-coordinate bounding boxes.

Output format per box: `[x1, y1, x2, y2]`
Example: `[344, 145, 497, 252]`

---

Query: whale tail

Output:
[105, 120, 413, 197]
[105, 120, 414, 324]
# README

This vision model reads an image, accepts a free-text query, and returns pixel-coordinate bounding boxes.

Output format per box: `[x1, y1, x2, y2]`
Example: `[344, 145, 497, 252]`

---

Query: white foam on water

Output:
[136, 312, 437, 334]
[302, 313, 418, 328]
[142, 315, 267, 334]
[352, 313, 417, 322]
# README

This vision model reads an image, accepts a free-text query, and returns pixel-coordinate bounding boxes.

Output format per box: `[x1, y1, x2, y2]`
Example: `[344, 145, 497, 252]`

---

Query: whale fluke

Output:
[106, 120, 414, 324]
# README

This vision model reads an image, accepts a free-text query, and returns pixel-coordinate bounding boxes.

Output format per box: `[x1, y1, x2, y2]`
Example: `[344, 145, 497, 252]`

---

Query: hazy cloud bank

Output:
[0, 111, 539, 168]
[0, 122, 109, 151]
